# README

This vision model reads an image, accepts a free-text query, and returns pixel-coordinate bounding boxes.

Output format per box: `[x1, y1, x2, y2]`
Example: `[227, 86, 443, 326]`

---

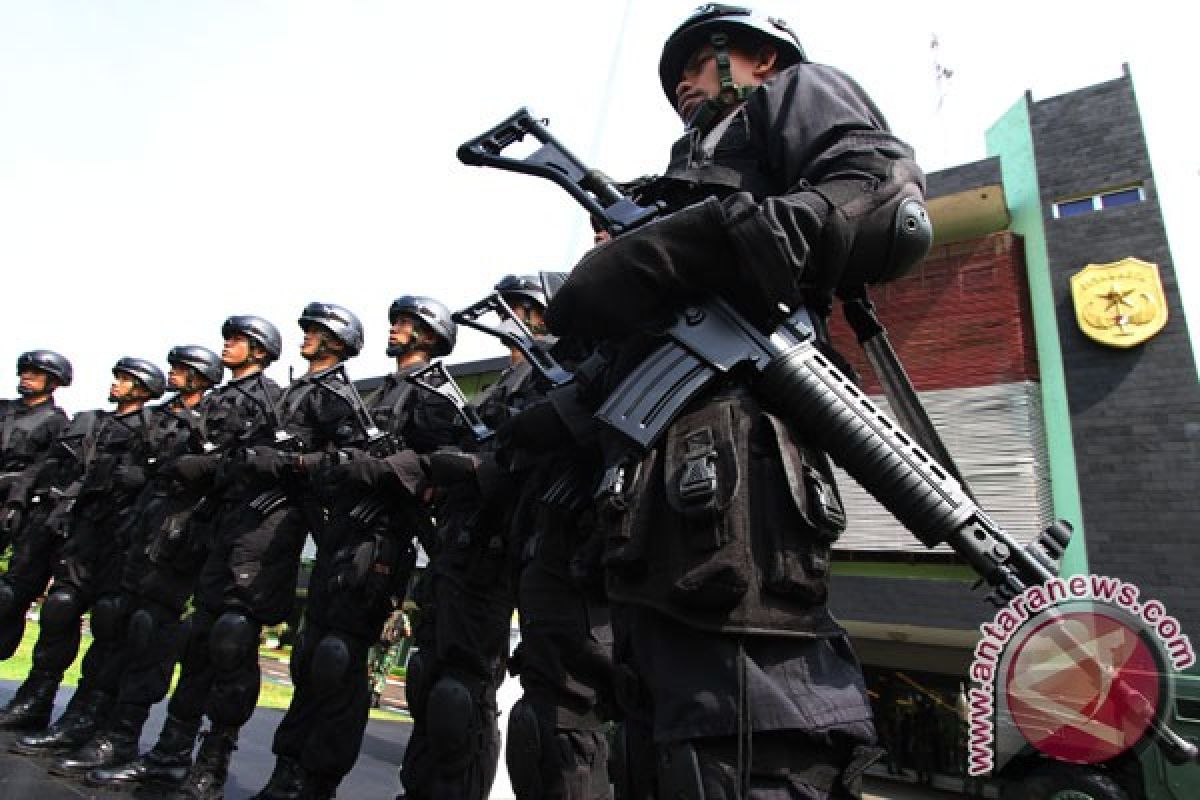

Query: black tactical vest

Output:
[0, 399, 68, 472]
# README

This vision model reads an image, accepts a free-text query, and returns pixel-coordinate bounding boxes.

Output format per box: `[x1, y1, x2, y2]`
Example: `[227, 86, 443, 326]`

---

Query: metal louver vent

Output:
[833, 381, 1053, 553]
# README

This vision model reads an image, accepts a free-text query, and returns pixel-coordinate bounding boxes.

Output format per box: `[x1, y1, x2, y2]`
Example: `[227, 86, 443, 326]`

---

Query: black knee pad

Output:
[427, 676, 478, 767]
[126, 607, 156, 655]
[40, 586, 84, 633]
[506, 697, 545, 799]
[0, 580, 15, 618]
[90, 594, 130, 641]
[210, 611, 258, 671]
[310, 634, 351, 690]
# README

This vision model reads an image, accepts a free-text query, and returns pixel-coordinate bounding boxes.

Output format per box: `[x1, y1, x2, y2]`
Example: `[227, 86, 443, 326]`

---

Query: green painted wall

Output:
[985, 95, 1088, 576]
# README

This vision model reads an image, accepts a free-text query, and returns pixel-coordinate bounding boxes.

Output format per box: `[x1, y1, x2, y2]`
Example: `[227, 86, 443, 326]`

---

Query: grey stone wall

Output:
[1031, 68, 1200, 640]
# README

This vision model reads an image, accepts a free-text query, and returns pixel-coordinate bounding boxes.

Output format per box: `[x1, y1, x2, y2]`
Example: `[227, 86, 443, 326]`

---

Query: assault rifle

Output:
[458, 108, 1198, 764]
[452, 290, 573, 388]
[405, 361, 494, 444]
[314, 366, 400, 459]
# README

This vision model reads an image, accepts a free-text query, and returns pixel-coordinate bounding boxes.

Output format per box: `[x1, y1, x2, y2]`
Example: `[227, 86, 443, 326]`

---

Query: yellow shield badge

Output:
[1070, 257, 1169, 348]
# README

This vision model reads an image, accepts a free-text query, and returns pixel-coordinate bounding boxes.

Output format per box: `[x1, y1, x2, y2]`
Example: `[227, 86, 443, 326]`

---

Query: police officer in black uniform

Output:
[253, 295, 462, 800]
[89, 316, 285, 791]
[47, 345, 223, 776]
[398, 275, 550, 800]
[0, 350, 73, 666]
[10, 357, 166, 755]
[477, 279, 617, 800]
[165, 303, 367, 800]
[543, 6, 928, 797]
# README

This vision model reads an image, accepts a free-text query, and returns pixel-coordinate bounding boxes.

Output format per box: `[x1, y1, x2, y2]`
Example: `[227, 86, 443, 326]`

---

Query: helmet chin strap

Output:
[386, 338, 421, 358]
[686, 31, 753, 134]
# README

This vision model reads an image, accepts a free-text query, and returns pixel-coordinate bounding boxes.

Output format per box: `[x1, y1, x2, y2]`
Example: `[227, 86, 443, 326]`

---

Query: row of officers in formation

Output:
[0, 286, 603, 800]
[0, 3, 935, 798]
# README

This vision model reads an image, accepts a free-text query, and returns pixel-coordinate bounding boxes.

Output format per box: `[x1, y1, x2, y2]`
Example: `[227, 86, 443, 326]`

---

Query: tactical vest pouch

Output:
[596, 454, 654, 578]
[6, 428, 31, 459]
[146, 507, 190, 567]
[662, 398, 748, 612]
[759, 415, 846, 604]
[82, 454, 116, 496]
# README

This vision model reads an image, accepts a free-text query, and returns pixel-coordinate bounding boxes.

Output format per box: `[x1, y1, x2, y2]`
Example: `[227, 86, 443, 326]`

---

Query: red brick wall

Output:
[828, 232, 1040, 393]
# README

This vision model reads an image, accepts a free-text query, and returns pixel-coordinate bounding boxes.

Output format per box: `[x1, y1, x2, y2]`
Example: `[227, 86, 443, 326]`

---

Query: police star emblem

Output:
[1070, 257, 1169, 347]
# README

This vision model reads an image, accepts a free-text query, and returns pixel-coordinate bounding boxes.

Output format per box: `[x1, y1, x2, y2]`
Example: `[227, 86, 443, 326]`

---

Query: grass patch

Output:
[0, 619, 87, 685]
[3, 619, 408, 722]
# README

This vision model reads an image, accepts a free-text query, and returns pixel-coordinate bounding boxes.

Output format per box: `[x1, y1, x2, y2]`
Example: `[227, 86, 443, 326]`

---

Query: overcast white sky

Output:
[2, 1, 1196, 412]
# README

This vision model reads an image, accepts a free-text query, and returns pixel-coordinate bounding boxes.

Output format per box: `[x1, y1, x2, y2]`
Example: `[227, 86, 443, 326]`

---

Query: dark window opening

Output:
[1056, 198, 1094, 218]
[1100, 187, 1143, 209]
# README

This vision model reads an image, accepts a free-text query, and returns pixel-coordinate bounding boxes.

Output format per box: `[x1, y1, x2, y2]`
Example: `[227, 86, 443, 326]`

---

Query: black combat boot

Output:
[87, 713, 200, 788]
[0, 670, 59, 732]
[249, 755, 305, 799]
[48, 729, 138, 775]
[10, 689, 111, 755]
[160, 724, 237, 800]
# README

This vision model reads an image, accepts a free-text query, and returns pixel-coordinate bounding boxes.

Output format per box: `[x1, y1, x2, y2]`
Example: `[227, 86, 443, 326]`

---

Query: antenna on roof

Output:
[930, 33, 955, 164]
[931, 33, 955, 112]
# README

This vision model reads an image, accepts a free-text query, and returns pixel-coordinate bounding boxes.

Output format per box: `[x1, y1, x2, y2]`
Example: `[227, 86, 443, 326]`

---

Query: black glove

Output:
[324, 457, 395, 489]
[162, 453, 220, 485]
[112, 465, 147, 491]
[496, 401, 571, 453]
[234, 448, 292, 480]
[422, 451, 478, 487]
[546, 197, 734, 339]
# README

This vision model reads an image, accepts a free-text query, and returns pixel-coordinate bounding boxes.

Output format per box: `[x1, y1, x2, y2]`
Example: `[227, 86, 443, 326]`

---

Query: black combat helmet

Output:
[17, 350, 73, 387]
[298, 302, 364, 358]
[388, 296, 457, 357]
[659, 4, 807, 109]
[113, 357, 166, 399]
[221, 315, 283, 362]
[168, 345, 225, 386]
[494, 274, 547, 311]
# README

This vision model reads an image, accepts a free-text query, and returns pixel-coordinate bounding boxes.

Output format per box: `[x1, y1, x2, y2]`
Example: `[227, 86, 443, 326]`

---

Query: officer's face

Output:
[108, 371, 140, 402]
[18, 368, 49, 396]
[508, 298, 547, 335]
[168, 364, 193, 391]
[674, 42, 776, 123]
[300, 324, 322, 359]
[300, 323, 343, 361]
[389, 314, 419, 349]
[222, 334, 252, 368]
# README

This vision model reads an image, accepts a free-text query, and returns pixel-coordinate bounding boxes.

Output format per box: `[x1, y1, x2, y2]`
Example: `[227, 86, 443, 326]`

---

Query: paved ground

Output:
[1, 679, 984, 800]
[0, 679, 410, 799]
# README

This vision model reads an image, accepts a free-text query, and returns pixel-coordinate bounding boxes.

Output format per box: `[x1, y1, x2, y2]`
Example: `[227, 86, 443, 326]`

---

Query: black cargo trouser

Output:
[106, 598, 190, 737]
[610, 604, 880, 800]
[31, 508, 130, 688]
[195, 500, 309, 730]
[0, 509, 60, 660]
[270, 620, 373, 784]
[398, 565, 512, 800]
[508, 557, 614, 800]
[272, 516, 414, 785]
